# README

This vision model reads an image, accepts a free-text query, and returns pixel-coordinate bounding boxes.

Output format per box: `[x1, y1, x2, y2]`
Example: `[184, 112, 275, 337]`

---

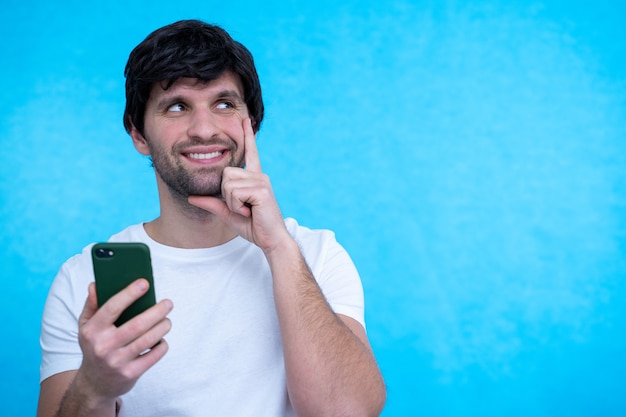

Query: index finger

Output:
[243, 117, 262, 173]
[93, 279, 150, 327]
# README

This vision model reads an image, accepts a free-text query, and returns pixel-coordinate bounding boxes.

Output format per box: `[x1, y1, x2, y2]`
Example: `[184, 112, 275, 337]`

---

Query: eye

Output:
[167, 103, 186, 112]
[215, 101, 235, 110]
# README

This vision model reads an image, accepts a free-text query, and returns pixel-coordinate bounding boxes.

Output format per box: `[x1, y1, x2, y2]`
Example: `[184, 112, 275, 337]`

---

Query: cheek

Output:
[222, 119, 246, 144]
[145, 121, 183, 147]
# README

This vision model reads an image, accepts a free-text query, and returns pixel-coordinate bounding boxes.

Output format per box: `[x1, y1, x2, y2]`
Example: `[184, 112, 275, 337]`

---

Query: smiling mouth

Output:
[186, 151, 223, 160]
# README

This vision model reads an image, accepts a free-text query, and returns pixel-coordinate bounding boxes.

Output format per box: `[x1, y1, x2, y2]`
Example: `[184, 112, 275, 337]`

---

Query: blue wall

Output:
[1, 1, 625, 415]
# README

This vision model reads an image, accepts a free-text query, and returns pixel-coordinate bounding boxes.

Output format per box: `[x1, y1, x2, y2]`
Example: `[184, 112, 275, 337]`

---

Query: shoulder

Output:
[108, 223, 146, 242]
[284, 218, 337, 251]
[57, 243, 95, 280]
[53, 224, 144, 287]
[284, 218, 354, 276]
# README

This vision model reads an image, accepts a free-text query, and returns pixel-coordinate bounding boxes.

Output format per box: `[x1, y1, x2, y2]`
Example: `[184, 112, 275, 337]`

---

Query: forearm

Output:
[54, 371, 118, 417]
[265, 239, 386, 417]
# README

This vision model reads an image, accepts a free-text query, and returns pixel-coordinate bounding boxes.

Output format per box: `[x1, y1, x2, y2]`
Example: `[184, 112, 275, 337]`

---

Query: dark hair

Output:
[123, 20, 264, 136]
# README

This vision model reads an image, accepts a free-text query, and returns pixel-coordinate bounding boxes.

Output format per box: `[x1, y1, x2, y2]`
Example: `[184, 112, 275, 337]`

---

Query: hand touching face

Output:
[188, 117, 291, 253]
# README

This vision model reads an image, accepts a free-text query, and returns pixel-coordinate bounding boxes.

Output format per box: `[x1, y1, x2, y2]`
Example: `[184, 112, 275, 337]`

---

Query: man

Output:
[37, 19, 386, 417]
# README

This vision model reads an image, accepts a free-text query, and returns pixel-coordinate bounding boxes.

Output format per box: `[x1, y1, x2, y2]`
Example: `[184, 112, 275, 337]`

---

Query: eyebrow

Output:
[214, 89, 245, 105]
[216, 89, 244, 99]
[153, 89, 245, 111]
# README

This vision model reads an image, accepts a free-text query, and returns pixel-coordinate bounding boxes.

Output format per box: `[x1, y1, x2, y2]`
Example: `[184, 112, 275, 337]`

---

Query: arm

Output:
[188, 118, 386, 416]
[37, 280, 173, 417]
[266, 238, 386, 416]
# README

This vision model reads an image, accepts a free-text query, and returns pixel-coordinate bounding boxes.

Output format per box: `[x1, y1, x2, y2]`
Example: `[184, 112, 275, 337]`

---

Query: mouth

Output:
[186, 151, 224, 160]
[180, 146, 230, 165]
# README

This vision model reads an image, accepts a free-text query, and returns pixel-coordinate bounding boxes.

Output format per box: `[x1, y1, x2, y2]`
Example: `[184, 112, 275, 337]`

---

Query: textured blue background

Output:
[1, 1, 625, 415]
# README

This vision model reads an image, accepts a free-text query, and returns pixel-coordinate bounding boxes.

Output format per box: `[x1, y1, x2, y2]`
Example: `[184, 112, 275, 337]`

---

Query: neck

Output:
[144, 180, 237, 249]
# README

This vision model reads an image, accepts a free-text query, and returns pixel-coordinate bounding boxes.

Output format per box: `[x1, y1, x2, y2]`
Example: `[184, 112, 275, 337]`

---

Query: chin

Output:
[184, 177, 223, 197]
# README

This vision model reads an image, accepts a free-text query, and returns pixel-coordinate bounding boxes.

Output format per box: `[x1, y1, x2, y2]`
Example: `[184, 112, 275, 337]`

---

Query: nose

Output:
[186, 109, 220, 140]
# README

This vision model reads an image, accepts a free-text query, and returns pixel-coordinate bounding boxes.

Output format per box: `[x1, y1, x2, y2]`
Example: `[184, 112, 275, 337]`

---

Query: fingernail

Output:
[136, 279, 148, 291]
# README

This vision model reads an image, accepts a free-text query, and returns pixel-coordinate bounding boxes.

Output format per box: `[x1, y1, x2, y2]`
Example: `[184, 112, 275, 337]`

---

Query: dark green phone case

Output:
[91, 242, 156, 327]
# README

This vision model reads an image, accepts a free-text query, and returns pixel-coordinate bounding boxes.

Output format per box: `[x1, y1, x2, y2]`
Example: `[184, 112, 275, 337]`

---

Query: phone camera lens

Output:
[96, 248, 114, 258]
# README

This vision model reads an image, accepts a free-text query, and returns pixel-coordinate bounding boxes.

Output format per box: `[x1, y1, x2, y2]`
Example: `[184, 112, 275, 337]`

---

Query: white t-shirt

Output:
[40, 219, 365, 417]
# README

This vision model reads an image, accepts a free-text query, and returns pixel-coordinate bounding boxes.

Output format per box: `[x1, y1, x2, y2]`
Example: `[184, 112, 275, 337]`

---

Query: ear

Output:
[129, 126, 151, 156]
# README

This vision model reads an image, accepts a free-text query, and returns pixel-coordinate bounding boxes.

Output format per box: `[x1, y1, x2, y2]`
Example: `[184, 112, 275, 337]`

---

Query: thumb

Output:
[188, 195, 230, 220]
[188, 195, 250, 238]
[79, 282, 99, 325]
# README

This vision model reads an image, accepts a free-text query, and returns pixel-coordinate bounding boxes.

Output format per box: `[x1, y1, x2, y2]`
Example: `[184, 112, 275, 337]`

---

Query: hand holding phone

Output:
[91, 242, 157, 327]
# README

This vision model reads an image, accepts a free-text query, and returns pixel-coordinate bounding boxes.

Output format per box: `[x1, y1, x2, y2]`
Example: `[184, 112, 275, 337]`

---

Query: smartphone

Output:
[91, 242, 156, 327]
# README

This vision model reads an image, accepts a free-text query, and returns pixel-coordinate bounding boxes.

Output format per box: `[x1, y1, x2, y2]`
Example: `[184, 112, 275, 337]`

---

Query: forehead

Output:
[148, 71, 245, 102]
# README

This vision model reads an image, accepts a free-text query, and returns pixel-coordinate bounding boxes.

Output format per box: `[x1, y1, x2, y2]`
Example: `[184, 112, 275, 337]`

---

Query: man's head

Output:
[123, 20, 263, 137]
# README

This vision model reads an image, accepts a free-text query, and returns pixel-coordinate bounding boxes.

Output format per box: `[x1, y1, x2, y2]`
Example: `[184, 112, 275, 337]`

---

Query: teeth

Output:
[188, 151, 222, 160]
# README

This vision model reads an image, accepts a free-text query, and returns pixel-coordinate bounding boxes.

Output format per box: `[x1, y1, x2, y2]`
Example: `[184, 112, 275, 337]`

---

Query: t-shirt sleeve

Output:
[288, 220, 366, 330]
[315, 236, 366, 330]
[40, 253, 91, 382]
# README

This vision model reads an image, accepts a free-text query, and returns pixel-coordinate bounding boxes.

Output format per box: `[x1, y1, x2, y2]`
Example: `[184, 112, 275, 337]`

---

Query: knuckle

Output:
[79, 325, 94, 342]
[105, 305, 125, 320]
[118, 364, 138, 382]
[102, 297, 126, 318]
[222, 166, 236, 179]
[121, 319, 142, 338]
[222, 181, 234, 194]
[107, 350, 133, 375]
[257, 186, 272, 200]
[93, 340, 111, 359]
